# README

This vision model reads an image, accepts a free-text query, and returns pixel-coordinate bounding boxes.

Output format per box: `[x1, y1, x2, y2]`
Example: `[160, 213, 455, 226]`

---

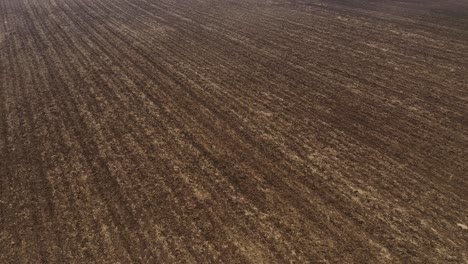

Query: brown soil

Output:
[1, 0, 467, 262]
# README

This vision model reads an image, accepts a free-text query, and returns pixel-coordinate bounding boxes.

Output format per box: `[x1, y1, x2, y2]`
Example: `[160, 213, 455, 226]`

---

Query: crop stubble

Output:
[0, 0, 467, 262]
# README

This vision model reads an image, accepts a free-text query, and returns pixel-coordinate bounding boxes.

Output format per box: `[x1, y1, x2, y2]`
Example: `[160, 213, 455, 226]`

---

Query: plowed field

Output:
[1, 0, 467, 262]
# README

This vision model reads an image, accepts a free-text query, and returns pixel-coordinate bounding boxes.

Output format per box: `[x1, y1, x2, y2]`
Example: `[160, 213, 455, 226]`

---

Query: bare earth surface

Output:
[1, 0, 467, 262]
